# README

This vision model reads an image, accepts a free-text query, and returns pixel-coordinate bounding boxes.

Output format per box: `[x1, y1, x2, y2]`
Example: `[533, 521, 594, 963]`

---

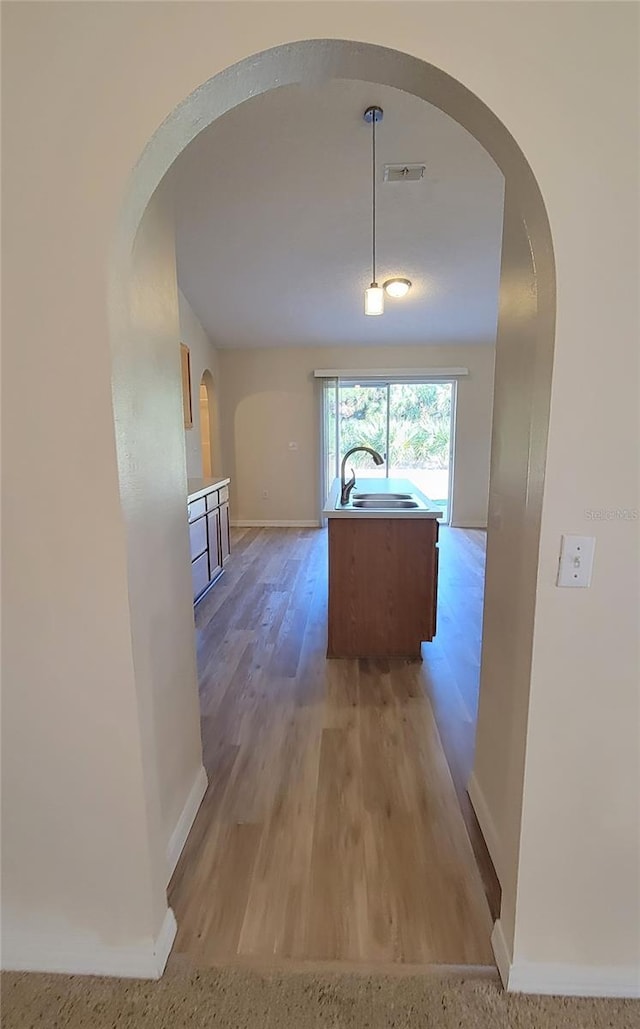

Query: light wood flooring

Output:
[169, 526, 495, 967]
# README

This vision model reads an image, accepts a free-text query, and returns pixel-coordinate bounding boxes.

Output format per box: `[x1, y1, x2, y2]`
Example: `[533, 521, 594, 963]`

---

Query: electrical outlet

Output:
[557, 535, 596, 587]
[262, 489, 269, 500]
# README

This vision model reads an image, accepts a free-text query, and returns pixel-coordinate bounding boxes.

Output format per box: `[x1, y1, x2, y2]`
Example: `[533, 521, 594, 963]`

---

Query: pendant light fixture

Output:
[363, 105, 384, 316]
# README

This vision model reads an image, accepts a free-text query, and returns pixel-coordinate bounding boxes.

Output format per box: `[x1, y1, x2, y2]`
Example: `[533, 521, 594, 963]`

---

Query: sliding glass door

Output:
[338, 384, 388, 478]
[322, 378, 455, 522]
[387, 383, 453, 520]
[322, 377, 338, 506]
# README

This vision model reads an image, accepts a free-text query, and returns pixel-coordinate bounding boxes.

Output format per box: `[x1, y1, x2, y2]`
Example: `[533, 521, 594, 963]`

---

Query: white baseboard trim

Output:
[450, 523, 488, 530]
[153, 907, 178, 977]
[492, 919, 640, 997]
[491, 919, 512, 989]
[508, 961, 640, 998]
[167, 765, 208, 881]
[231, 519, 321, 528]
[1, 907, 177, 979]
[467, 772, 503, 882]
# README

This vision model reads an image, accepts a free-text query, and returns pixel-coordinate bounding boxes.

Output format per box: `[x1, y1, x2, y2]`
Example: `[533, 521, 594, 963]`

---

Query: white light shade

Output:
[364, 284, 384, 316]
[384, 278, 412, 299]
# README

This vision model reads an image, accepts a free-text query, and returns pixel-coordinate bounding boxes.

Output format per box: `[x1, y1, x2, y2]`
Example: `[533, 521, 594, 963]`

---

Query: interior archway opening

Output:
[110, 38, 555, 974]
[198, 370, 219, 479]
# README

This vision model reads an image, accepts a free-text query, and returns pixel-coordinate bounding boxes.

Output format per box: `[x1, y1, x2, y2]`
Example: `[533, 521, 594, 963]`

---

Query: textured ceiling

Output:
[173, 78, 504, 348]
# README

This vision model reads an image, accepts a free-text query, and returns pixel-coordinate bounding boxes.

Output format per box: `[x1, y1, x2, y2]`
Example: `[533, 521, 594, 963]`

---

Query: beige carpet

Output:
[2, 963, 638, 1028]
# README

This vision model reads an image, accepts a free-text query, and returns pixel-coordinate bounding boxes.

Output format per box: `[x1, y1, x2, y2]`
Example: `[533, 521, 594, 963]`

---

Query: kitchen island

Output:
[323, 477, 441, 659]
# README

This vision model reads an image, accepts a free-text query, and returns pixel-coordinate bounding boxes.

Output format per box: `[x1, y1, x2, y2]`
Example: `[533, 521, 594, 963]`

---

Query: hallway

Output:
[169, 527, 494, 967]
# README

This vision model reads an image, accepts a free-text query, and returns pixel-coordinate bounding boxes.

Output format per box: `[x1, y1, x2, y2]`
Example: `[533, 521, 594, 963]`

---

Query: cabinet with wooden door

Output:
[327, 514, 439, 659]
[187, 478, 231, 603]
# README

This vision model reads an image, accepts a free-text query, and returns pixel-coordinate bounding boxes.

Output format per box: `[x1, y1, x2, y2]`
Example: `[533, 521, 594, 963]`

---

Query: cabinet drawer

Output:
[219, 485, 229, 504]
[188, 497, 206, 523]
[205, 489, 220, 511]
[189, 515, 207, 560]
[191, 552, 209, 601]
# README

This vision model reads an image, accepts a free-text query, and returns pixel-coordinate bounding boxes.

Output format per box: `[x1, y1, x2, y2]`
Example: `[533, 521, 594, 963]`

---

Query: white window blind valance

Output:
[313, 367, 468, 382]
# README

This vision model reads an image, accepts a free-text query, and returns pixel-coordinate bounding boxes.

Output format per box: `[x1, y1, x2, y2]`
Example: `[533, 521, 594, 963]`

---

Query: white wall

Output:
[217, 343, 495, 527]
[472, 186, 549, 952]
[111, 189, 205, 880]
[2, 1, 638, 993]
[178, 289, 222, 479]
[1, 181, 183, 979]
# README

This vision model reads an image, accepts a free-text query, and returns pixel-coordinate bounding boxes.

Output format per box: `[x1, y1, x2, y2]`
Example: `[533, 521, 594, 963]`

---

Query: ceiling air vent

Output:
[383, 164, 426, 183]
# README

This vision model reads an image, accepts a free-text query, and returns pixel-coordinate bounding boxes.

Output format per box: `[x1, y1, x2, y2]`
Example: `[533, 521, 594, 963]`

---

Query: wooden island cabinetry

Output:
[328, 517, 439, 659]
[187, 477, 231, 603]
[324, 477, 441, 660]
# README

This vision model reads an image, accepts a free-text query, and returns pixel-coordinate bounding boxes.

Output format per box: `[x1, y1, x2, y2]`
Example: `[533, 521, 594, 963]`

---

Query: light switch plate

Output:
[557, 534, 596, 587]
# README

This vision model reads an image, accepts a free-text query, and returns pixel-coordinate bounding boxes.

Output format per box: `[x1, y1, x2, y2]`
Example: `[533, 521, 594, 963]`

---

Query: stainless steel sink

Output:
[352, 499, 419, 509]
[353, 492, 413, 500]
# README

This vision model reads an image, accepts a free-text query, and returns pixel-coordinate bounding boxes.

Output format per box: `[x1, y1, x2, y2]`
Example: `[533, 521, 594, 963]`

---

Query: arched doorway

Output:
[198, 370, 218, 479]
[109, 39, 555, 977]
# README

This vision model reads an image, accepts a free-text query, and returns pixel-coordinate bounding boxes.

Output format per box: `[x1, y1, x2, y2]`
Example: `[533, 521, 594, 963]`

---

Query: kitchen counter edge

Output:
[187, 476, 231, 503]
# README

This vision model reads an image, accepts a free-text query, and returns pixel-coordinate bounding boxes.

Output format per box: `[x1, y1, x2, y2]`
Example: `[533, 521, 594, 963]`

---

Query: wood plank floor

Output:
[169, 526, 495, 967]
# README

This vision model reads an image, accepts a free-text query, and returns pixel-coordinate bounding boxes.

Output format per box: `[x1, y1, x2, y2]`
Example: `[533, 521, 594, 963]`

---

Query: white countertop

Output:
[323, 477, 441, 519]
[187, 476, 230, 502]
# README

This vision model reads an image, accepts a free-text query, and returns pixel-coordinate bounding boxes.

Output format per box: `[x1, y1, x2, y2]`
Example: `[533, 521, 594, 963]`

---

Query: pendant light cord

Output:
[372, 112, 377, 284]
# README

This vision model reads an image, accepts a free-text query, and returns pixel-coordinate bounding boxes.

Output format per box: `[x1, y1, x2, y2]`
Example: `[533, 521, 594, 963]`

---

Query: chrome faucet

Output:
[340, 446, 385, 505]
